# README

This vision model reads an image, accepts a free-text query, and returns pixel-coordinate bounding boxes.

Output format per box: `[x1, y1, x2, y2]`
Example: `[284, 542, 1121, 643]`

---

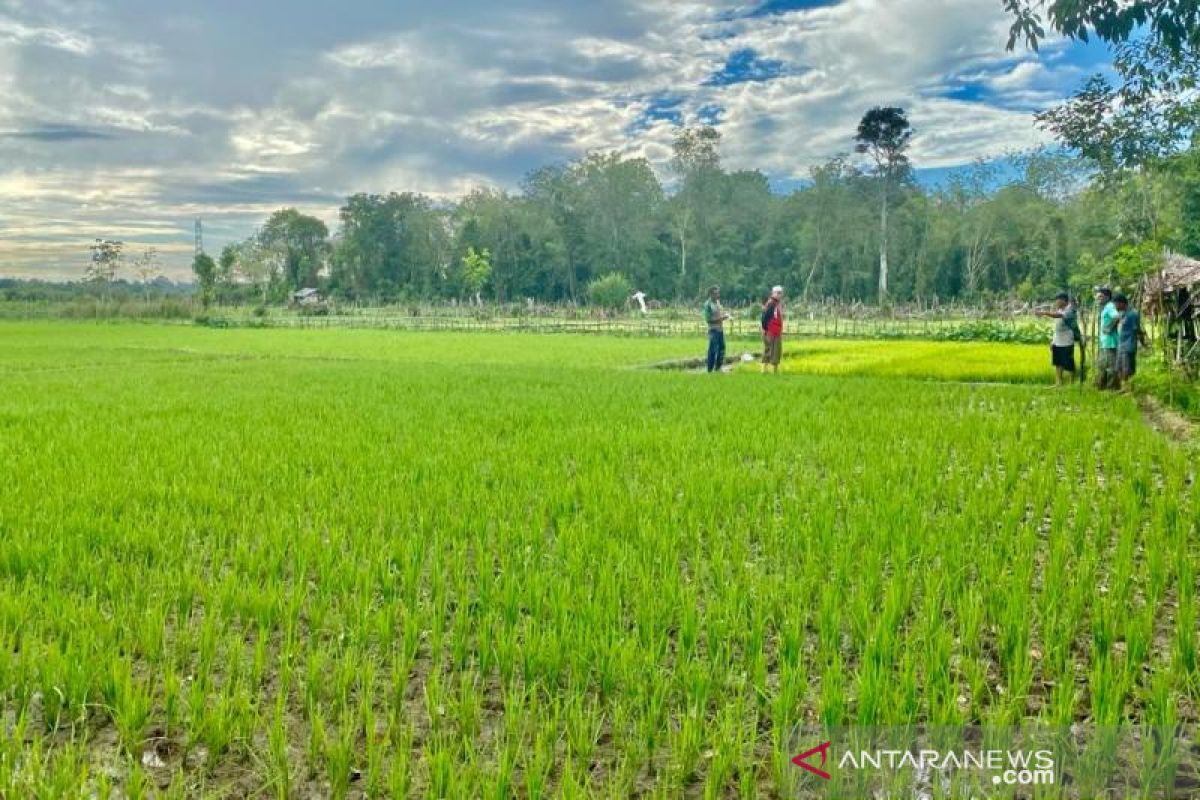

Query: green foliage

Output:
[86, 239, 123, 285]
[332, 193, 444, 300]
[461, 246, 492, 299]
[259, 208, 329, 292]
[109, 136, 1194, 309]
[1133, 362, 1200, 420]
[934, 320, 1053, 345]
[191, 253, 217, 310]
[585, 272, 632, 310]
[1006, 2, 1200, 169]
[854, 107, 913, 178]
[1005, 0, 1200, 57]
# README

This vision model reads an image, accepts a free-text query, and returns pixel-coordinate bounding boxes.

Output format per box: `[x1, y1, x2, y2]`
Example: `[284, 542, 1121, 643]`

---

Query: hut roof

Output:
[1144, 252, 1200, 295]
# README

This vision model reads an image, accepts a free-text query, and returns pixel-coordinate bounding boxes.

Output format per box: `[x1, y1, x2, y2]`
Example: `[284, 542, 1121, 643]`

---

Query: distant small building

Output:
[291, 288, 323, 307]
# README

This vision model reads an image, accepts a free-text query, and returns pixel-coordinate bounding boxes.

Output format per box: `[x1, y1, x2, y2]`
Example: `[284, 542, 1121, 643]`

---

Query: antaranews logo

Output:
[789, 725, 1198, 798]
[789, 734, 1058, 795]
[791, 741, 833, 780]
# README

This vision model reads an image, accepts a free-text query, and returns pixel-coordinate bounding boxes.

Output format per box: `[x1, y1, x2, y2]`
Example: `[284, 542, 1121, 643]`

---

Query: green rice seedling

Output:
[423, 667, 449, 747]
[426, 741, 456, 799]
[818, 655, 846, 728]
[452, 670, 483, 743]
[1089, 655, 1131, 726]
[250, 626, 270, 690]
[306, 703, 326, 780]
[485, 735, 519, 800]
[197, 689, 238, 762]
[104, 661, 151, 756]
[89, 768, 114, 800]
[160, 667, 182, 739]
[125, 758, 149, 800]
[522, 725, 558, 800]
[671, 706, 704, 786]
[639, 682, 670, 756]
[39, 740, 89, 799]
[387, 751, 413, 799]
[303, 648, 325, 721]
[324, 705, 357, 799]
[737, 755, 762, 800]
[1176, 606, 1198, 682]
[563, 695, 602, 767]
[264, 694, 291, 800]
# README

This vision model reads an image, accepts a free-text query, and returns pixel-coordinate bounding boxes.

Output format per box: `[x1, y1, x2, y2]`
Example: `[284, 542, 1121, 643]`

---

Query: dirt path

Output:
[1137, 394, 1198, 445]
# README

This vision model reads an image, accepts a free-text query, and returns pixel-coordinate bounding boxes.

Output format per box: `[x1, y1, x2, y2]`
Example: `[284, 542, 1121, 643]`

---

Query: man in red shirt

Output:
[761, 285, 784, 374]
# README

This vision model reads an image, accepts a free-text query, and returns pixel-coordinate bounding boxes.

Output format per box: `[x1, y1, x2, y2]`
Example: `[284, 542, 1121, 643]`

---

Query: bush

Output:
[586, 273, 633, 311]
[933, 320, 1047, 345]
[193, 315, 232, 328]
[1133, 364, 1200, 420]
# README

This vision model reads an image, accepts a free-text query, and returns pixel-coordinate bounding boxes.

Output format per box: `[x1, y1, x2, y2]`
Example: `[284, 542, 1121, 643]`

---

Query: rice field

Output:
[739, 340, 1049, 383]
[0, 321, 1196, 798]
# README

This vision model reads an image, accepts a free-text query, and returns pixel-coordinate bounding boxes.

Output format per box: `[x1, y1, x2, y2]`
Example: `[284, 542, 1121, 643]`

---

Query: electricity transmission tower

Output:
[194, 219, 204, 257]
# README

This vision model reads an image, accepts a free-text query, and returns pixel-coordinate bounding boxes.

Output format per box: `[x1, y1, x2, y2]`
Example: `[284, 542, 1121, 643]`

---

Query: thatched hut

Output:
[1142, 252, 1200, 364]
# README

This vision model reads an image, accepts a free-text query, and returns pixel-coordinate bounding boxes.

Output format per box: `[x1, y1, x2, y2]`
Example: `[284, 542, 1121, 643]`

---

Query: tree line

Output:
[194, 118, 1197, 309]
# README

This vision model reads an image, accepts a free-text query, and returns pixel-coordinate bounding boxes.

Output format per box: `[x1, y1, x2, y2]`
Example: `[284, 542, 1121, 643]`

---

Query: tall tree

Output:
[855, 107, 913, 300]
[192, 253, 217, 310]
[217, 244, 238, 288]
[130, 247, 161, 286]
[523, 164, 584, 301]
[259, 209, 329, 291]
[669, 126, 724, 292]
[230, 238, 277, 304]
[86, 239, 123, 286]
[332, 193, 446, 299]
[572, 153, 665, 295]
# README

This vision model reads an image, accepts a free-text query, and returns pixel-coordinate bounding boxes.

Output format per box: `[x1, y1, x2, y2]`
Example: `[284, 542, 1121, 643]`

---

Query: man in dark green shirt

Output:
[703, 285, 730, 373]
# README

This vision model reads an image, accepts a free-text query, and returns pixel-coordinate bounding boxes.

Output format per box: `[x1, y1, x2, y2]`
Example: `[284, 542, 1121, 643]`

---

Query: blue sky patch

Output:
[697, 104, 726, 125]
[718, 0, 841, 22]
[704, 48, 790, 87]
[627, 95, 685, 134]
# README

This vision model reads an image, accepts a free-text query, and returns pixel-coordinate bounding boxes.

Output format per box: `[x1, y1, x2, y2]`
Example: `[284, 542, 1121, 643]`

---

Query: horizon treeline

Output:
[16, 124, 1200, 307]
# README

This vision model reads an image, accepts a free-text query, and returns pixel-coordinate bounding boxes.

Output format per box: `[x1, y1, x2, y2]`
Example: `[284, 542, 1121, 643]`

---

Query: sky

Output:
[0, 0, 1112, 279]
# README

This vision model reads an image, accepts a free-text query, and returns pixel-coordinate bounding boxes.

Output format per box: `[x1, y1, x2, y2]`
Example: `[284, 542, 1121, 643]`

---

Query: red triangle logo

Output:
[792, 741, 833, 780]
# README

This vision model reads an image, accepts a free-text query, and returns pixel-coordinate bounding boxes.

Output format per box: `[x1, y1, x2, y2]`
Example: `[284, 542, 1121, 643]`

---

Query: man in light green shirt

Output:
[1096, 287, 1118, 390]
[703, 285, 730, 373]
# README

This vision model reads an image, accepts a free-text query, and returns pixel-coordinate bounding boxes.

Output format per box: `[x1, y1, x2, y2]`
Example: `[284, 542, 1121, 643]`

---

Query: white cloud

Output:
[0, 0, 1091, 278]
[0, 14, 92, 55]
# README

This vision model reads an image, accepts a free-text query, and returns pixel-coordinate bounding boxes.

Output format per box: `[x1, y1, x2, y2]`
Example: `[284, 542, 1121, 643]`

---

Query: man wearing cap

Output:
[1114, 293, 1149, 389]
[1035, 292, 1081, 387]
[761, 285, 785, 374]
[1096, 287, 1119, 390]
[703, 285, 730, 373]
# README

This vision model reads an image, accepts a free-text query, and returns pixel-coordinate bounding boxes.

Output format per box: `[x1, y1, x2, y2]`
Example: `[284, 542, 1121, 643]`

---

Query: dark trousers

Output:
[706, 329, 726, 373]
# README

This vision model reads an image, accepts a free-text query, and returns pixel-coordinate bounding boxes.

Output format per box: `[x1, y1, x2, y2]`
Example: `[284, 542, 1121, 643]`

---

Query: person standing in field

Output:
[1096, 287, 1119, 390]
[1035, 292, 1081, 387]
[1114, 293, 1149, 389]
[761, 285, 784, 374]
[703, 285, 730, 373]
